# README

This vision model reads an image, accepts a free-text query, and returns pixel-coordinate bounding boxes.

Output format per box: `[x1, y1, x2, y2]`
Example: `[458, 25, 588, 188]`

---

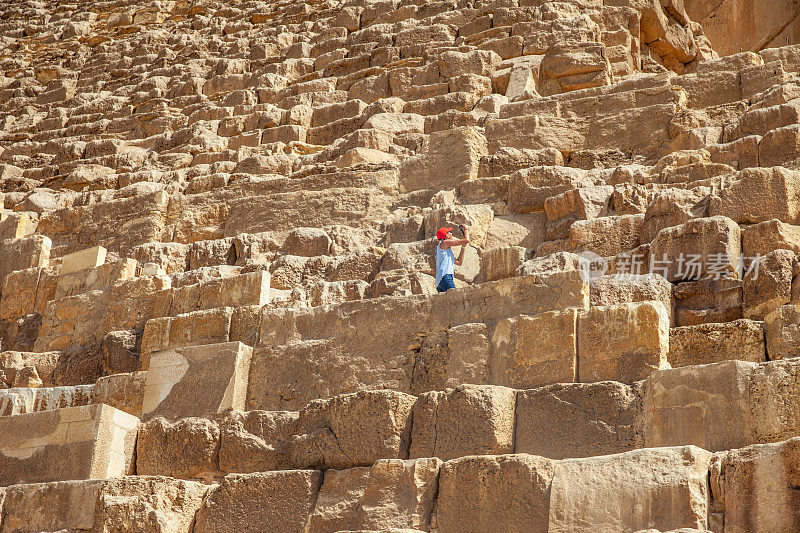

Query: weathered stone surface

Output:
[290, 389, 415, 469]
[0, 404, 138, 485]
[515, 381, 643, 459]
[399, 127, 487, 193]
[306, 458, 440, 533]
[548, 447, 713, 533]
[712, 437, 800, 533]
[765, 304, 800, 359]
[578, 301, 670, 383]
[491, 309, 578, 388]
[136, 417, 220, 482]
[194, 470, 322, 533]
[410, 385, 515, 460]
[0, 476, 207, 533]
[435, 453, 555, 533]
[669, 319, 766, 367]
[142, 342, 252, 420]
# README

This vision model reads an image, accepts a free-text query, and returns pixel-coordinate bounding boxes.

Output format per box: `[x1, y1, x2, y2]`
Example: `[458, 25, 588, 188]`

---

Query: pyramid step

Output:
[0, 404, 138, 486]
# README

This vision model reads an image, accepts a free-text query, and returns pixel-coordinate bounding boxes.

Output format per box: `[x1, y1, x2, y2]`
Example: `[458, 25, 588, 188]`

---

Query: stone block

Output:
[438, 49, 502, 78]
[0, 235, 51, 290]
[410, 385, 516, 461]
[743, 248, 798, 320]
[398, 127, 487, 193]
[248, 272, 588, 410]
[515, 381, 643, 460]
[435, 453, 554, 533]
[490, 309, 578, 388]
[508, 166, 595, 214]
[712, 437, 800, 532]
[577, 301, 670, 383]
[0, 212, 37, 242]
[141, 342, 252, 420]
[194, 470, 322, 533]
[0, 477, 207, 533]
[305, 458, 440, 532]
[140, 308, 234, 364]
[55, 258, 137, 300]
[136, 417, 220, 482]
[59, 245, 107, 276]
[649, 216, 742, 282]
[765, 304, 800, 360]
[669, 319, 766, 367]
[0, 404, 138, 485]
[710, 167, 800, 225]
[742, 219, 800, 257]
[290, 390, 415, 469]
[218, 409, 298, 474]
[569, 214, 644, 257]
[170, 270, 270, 315]
[0, 267, 42, 320]
[589, 274, 674, 324]
[643, 360, 760, 451]
[480, 246, 526, 282]
[548, 446, 713, 533]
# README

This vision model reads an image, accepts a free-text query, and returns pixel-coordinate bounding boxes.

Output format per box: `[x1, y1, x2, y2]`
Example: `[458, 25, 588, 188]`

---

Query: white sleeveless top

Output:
[435, 243, 455, 286]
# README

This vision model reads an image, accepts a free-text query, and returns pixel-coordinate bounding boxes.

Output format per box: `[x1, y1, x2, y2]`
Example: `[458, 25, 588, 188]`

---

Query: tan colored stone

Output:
[742, 219, 800, 257]
[491, 309, 578, 388]
[0, 404, 138, 485]
[194, 470, 322, 533]
[710, 167, 800, 225]
[290, 389, 415, 469]
[398, 127, 487, 193]
[435, 453, 555, 533]
[669, 319, 765, 367]
[306, 458, 440, 532]
[515, 381, 643, 460]
[59, 245, 107, 276]
[649, 216, 742, 282]
[409, 385, 515, 460]
[712, 437, 800, 533]
[142, 342, 252, 420]
[218, 409, 298, 474]
[578, 301, 670, 383]
[764, 304, 800, 359]
[548, 446, 713, 533]
[136, 417, 220, 482]
[743, 248, 798, 319]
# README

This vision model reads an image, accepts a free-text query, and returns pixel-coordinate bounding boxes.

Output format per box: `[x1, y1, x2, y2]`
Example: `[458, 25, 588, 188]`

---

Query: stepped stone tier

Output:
[3, 0, 800, 530]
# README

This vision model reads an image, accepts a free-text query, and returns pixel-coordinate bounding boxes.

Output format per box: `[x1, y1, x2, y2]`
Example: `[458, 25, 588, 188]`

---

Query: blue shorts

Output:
[436, 274, 456, 293]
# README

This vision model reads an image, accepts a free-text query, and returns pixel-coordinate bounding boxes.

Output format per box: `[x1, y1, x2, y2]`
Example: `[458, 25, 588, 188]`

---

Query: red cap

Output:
[436, 227, 453, 240]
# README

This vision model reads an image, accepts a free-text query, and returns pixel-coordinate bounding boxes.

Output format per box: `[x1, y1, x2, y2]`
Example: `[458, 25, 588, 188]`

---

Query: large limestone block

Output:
[569, 214, 644, 257]
[743, 248, 798, 320]
[0, 477, 207, 533]
[0, 267, 43, 320]
[306, 458, 440, 533]
[578, 301, 670, 383]
[435, 453, 555, 533]
[710, 167, 800, 225]
[712, 437, 800, 533]
[290, 390, 415, 469]
[59, 245, 107, 276]
[218, 409, 298, 474]
[508, 166, 596, 214]
[669, 319, 766, 367]
[170, 270, 270, 315]
[0, 212, 37, 242]
[515, 382, 643, 460]
[142, 342, 252, 420]
[194, 470, 322, 533]
[643, 360, 757, 451]
[589, 274, 674, 323]
[136, 417, 221, 482]
[490, 309, 578, 388]
[438, 49, 501, 78]
[548, 446, 713, 533]
[140, 308, 234, 360]
[0, 235, 51, 289]
[0, 404, 138, 485]
[742, 218, 800, 257]
[399, 127, 487, 192]
[764, 304, 800, 359]
[480, 246, 527, 282]
[649, 216, 742, 282]
[410, 385, 515, 460]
